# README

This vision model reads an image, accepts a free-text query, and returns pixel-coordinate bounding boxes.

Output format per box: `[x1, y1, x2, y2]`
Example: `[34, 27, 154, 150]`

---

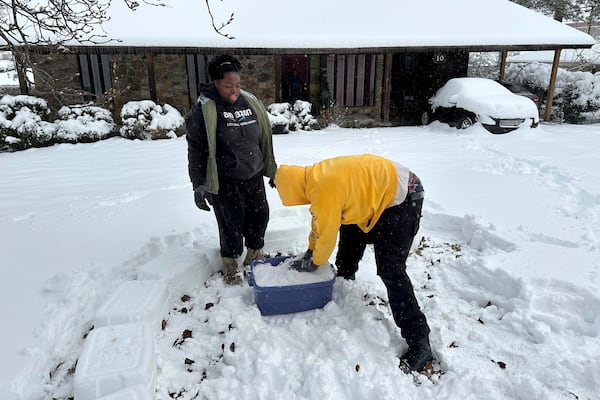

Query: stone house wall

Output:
[153, 54, 189, 114]
[31, 52, 88, 116]
[110, 53, 152, 119]
[111, 53, 191, 119]
[29, 50, 386, 124]
[235, 55, 277, 107]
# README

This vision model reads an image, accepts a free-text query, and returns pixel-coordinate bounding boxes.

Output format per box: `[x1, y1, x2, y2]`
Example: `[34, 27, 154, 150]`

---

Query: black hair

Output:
[208, 55, 242, 81]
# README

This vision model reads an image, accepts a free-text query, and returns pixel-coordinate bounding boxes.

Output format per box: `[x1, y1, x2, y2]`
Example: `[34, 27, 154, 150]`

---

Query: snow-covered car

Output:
[423, 77, 540, 134]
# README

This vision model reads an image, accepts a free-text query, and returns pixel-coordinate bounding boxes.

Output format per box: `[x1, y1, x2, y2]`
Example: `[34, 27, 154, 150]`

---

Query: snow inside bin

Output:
[248, 256, 335, 316]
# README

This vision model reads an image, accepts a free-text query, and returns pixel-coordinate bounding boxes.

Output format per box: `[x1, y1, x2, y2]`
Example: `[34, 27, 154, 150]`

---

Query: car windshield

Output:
[500, 81, 529, 93]
[508, 83, 520, 91]
[453, 78, 512, 97]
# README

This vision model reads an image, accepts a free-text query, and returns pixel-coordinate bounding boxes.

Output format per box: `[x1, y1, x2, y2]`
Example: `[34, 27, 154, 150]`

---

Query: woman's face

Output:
[214, 72, 241, 104]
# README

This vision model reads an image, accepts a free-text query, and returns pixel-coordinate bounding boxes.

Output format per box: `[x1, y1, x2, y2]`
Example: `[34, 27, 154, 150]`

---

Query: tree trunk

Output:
[12, 51, 30, 94]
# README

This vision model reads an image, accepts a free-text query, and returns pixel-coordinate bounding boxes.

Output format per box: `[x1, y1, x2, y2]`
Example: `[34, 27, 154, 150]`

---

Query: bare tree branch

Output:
[205, 0, 235, 39]
[1, 0, 234, 106]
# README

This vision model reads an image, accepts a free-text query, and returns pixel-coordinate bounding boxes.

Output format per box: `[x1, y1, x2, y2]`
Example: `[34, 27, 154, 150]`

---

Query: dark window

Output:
[186, 54, 209, 105]
[326, 54, 375, 107]
[78, 54, 111, 101]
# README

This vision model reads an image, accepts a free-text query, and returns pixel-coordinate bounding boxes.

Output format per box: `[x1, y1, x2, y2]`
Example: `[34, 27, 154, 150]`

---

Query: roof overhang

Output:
[8, 43, 593, 56]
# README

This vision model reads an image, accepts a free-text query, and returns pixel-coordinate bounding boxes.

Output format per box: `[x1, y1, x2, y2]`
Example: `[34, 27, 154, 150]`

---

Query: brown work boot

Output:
[222, 257, 242, 285]
[242, 248, 266, 266]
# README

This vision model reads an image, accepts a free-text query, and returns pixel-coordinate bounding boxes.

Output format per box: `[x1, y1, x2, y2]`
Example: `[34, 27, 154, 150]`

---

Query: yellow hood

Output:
[275, 165, 309, 206]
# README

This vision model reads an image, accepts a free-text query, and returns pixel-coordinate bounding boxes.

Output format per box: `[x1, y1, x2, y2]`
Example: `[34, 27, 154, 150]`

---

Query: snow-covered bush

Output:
[120, 100, 185, 140]
[267, 102, 292, 134]
[55, 105, 115, 143]
[292, 100, 318, 130]
[506, 62, 600, 123]
[0, 94, 55, 151]
[267, 100, 318, 134]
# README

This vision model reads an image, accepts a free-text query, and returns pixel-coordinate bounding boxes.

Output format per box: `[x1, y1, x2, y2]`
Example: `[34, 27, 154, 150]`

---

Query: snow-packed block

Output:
[96, 384, 154, 400]
[137, 248, 215, 293]
[264, 208, 309, 253]
[74, 323, 156, 400]
[94, 280, 169, 332]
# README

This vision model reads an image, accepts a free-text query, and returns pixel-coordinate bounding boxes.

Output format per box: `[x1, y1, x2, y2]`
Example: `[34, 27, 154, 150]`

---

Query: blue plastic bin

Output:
[248, 256, 335, 316]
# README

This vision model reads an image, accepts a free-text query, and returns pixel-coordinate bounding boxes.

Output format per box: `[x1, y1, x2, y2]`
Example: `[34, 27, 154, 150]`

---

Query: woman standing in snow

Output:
[185, 55, 277, 285]
[274, 154, 433, 372]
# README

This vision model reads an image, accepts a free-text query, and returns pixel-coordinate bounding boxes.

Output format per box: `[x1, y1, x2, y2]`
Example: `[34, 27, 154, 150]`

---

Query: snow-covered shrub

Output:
[267, 100, 318, 134]
[0, 94, 55, 151]
[119, 100, 185, 140]
[267, 102, 292, 134]
[506, 62, 600, 123]
[292, 100, 318, 130]
[55, 105, 115, 143]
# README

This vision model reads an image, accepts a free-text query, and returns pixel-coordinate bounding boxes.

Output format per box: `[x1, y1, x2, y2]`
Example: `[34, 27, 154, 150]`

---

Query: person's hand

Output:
[193, 185, 210, 211]
[290, 250, 317, 272]
[268, 177, 276, 188]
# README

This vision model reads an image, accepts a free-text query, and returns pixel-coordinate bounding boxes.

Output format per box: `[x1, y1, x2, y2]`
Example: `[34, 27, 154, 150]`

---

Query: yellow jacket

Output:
[275, 154, 398, 266]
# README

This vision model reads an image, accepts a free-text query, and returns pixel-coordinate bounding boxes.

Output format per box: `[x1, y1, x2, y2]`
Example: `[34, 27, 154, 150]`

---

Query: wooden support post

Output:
[499, 50, 507, 81]
[382, 53, 393, 123]
[545, 49, 561, 122]
[274, 55, 282, 103]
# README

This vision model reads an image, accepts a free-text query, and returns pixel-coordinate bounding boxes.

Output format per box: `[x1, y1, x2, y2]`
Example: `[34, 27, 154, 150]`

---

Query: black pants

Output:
[335, 194, 430, 344]
[207, 174, 269, 258]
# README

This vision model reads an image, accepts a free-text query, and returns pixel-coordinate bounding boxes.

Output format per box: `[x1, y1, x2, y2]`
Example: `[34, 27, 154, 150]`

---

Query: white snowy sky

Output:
[68, 0, 595, 48]
[1, 120, 599, 400]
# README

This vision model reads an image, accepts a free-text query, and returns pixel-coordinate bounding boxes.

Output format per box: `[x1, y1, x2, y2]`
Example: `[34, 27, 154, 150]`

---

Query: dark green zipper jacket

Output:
[186, 89, 277, 194]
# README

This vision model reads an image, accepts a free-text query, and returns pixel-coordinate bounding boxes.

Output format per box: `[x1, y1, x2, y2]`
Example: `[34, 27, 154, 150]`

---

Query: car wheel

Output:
[420, 111, 431, 125]
[456, 116, 473, 130]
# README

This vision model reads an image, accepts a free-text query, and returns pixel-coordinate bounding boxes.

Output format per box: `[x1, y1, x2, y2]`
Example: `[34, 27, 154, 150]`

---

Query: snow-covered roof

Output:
[81, 0, 594, 50]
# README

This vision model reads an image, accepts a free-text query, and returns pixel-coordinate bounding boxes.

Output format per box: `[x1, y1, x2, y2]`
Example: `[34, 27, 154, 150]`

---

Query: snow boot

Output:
[400, 336, 433, 373]
[243, 248, 265, 266]
[222, 257, 242, 285]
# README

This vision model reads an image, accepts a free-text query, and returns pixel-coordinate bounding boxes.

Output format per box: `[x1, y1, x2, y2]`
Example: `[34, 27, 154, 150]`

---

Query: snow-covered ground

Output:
[1, 121, 599, 399]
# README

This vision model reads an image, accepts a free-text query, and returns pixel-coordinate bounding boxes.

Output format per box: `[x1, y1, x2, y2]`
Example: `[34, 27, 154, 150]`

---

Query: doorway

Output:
[281, 56, 308, 103]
